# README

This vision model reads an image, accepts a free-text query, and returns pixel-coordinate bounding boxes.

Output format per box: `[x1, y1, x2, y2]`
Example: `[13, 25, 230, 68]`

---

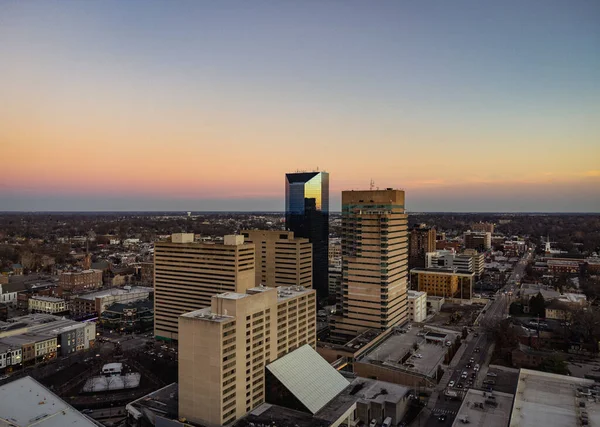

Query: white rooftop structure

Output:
[0, 376, 98, 427]
[510, 368, 600, 427]
[266, 344, 349, 414]
[77, 286, 154, 300]
[102, 362, 123, 374]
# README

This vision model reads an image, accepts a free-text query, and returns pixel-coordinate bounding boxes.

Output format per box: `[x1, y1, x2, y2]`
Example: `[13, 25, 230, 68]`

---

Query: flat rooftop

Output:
[30, 296, 64, 302]
[510, 368, 600, 427]
[215, 291, 249, 300]
[236, 403, 330, 427]
[180, 307, 234, 323]
[361, 327, 457, 377]
[452, 389, 513, 427]
[126, 383, 179, 424]
[0, 376, 98, 427]
[76, 286, 154, 300]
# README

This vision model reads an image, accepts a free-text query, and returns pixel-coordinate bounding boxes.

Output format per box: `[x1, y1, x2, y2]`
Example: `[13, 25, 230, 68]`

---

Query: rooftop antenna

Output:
[370, 179, 375, 191]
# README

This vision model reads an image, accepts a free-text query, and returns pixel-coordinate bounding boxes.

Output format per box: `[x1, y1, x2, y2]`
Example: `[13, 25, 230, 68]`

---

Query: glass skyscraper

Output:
[285, 172, 329, 300]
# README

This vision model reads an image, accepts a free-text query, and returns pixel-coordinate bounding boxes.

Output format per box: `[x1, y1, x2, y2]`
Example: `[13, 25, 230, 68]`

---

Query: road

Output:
[423, 250, 532, 426]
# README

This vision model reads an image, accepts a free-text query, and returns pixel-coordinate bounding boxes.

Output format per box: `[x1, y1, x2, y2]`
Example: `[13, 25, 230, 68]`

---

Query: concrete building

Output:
[328, 238, 341, 264]
[331, 189, 409, 339]
[409, 224, 436, 267]
[463, 249, 485, 278]
[407, 290, 427, 323]
[411, 268, 475, 299]
[154, 233, 255, 340]
[140, 262, 154, 286]
[0, 376, 99, 427]
[426, 249, 484, 278]
[178, 285, 316, 426]
[452, 388, 513, 427]
[509, 368, 600, 427]
[241, 230, 312, 289]
[28, 296, 67, 314]
[464, 231, 491, 251]
[70, 286, 153, 319]
[0, 342, 22, 370]
[59, 269, 103, 295]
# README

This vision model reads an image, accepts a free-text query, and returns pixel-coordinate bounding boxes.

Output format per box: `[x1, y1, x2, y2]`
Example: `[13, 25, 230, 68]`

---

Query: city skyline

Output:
[1, 1, 599, 212]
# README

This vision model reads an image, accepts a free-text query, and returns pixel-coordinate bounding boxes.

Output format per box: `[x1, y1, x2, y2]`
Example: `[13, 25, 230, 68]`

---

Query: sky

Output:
[1, 0, 599, 212]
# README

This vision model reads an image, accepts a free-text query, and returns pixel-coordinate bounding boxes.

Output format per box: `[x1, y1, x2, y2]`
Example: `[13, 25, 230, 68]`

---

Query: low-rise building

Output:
[411, 268, 474, 299]
[509, 368, 600, 427]
[407, 290, 427, 322]
[59, 269, 103, 295]
[452, 388, 513, 427]
[0, 342, 22, 369]
[99, 299, 154, 332]
[0, 376, 99, 427]
[28, 296, 67, 314]
[70, 286, 153, 319]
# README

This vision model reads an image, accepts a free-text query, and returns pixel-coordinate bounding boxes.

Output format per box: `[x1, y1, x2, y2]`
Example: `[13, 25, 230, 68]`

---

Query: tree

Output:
[529, 292, 546, 318]
[538, 355, 569, 375]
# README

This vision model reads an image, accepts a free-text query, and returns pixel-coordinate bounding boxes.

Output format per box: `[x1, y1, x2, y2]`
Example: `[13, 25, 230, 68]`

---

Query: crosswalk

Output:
[432, 408, 458, 416]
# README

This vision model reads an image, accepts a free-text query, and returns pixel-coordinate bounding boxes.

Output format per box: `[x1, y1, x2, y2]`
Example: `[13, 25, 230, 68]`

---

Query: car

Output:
[457, 383, 463, 388]
[474, 347, 481, 353]
[369, 419, 377, 427]
[474, 364, 480, 372]
[414, 353, 423, 358]
[487, 372, 498, 377]
[81, 409, 93, 414]
[438, 414, 447, 422]
[449, 380, 455, 387]
[469, 357, 475, 363]
[483, 379, 496, 385]
[461, 371, 468, 379]
[470, 372, 476, 378]
[465, 363, 472, 369]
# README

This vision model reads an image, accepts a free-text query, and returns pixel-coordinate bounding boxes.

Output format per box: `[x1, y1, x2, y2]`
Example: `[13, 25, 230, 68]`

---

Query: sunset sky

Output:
[1, 1, 599, 212]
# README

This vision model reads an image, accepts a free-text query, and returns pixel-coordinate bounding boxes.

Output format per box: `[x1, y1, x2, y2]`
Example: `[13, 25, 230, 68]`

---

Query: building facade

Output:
[463, 231, 491, 251]
[178, 285, 316, 426]
[100, 299, 154, 332]
[70, 286, 153, 319]
[241, 230, 312, 289]
[59, 270, 103, 295]
[331, 189, 409, 339]
[411, 268, 475, 299]
[28, 296, 67, 314]
[409, 224, 436, 267]
[154, 233, 255, 340]
[285, 171, 329, 300]
[407, 290, 427, 323]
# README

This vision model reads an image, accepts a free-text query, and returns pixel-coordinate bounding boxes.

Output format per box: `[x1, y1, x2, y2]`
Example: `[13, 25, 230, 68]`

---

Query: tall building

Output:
[285, 171, 329, 300]
[331, 189, 409, 339]
[407, 290, 427, 323]
[241, 230, 312, 289]
[153, 233, 255, 340]
[464, 231, 491, 251]
[409, 224, 436, 267]
[178, 285, 316, 426]
[471, 221, 494, 234]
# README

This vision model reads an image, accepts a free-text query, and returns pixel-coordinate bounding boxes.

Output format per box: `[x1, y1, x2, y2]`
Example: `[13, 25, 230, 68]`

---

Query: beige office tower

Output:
[332, 189, 409, 339]
[154, 233, 255, 341]
[178, 285, 316, 426]
[241, 230, 312, 288]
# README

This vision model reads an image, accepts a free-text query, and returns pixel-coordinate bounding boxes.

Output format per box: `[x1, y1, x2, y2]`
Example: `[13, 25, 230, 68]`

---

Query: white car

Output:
[474, 364, 480, 372]
[449, 380, 455, 387]
[415, 353, 423, 358]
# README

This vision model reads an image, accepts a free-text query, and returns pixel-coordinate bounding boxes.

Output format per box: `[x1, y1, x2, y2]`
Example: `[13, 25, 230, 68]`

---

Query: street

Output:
[422, 250, 532, 426]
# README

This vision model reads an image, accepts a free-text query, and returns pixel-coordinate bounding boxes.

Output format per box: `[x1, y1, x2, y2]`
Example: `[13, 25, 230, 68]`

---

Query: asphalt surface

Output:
[423, 250, 532, 426]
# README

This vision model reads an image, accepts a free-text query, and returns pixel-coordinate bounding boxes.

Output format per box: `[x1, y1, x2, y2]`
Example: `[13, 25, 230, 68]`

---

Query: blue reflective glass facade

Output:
[285, 172, 329, 299]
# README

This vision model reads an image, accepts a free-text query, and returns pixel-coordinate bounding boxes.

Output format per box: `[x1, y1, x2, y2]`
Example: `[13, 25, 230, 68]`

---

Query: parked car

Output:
[449, 380, 455, 387]
[369, 420, 377, 427]
[487, 372, 498, 377]
[483, 379, 496, 385]
[474, 364, 480, 372]
[461, 371, 468, 379]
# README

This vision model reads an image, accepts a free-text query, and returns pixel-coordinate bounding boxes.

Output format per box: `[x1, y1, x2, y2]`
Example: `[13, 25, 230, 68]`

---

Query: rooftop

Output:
[215, 291, 249, 300]
[361, 326, 458, 377]
[30, 296, 64, 302]
[266, 344, 349, 414]
[180, 307, 234, 323]
[76, 286, 153, 300]
[126, 383, 180, 425]
[0, 376, 99, 427]
[452, 389, 513, 427]
[408, 290, 426, 298]
[235, 403, 330, 427]
[509, 368, 600, 427]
